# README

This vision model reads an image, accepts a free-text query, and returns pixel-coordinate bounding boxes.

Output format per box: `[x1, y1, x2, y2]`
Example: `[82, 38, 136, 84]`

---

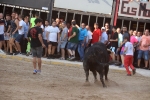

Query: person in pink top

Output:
[137, 29, 150, 69]
[130, 31, 138, 46]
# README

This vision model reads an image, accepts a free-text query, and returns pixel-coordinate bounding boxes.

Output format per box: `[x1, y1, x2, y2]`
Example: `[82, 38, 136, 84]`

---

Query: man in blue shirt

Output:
[100, 27, 108, 44]
[76, 23, 87, 61]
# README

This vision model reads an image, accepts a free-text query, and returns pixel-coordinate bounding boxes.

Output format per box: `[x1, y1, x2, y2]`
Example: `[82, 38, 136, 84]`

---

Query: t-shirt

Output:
[106, 29, 111, 35]
[47, 26, 60, 42]
[18, 20, 25, 35]
[140, 35, 150, 51]
[123, 32, 130, 41]
[27, 26, 43, 48]
[61, 27, 68, 42]
[0, 19, 5, 34]
[92, 29, 101, 44]
[125, 42, 133, 55]
[5, 20, 11, 32]
[68, 27, 72, 37]
[130, 35, 138, 44]
[30, 17, 36, 28]
[86, 30, 92, 43]
[118, 33, 123, 47]
[78, 28, 87, 41]
[135, 36, 141, 42]
[24, 22, 30, 38]
[69, 26, 79, 43]
[110, 32, 118, 47]
[135, 36, 141, 50]
[100, 32, 108, 43]
[43, 25, 51, 40]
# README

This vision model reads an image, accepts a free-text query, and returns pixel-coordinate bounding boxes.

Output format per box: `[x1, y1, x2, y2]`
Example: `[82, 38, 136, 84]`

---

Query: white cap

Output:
[101, 27, 105, 30]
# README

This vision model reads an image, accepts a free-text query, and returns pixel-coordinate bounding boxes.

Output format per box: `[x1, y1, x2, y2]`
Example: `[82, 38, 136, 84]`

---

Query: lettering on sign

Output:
[119, 0, 150, 19]
[88, 0, 100, 4]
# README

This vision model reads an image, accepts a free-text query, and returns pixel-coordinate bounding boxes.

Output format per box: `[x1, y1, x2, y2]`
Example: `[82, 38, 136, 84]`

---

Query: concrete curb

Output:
[0, 54, 82, 67]
[0, 53, 150, 77]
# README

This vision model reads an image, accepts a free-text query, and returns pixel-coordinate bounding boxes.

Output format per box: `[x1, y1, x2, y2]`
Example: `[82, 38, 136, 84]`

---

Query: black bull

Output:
[83, 42, 110, 87]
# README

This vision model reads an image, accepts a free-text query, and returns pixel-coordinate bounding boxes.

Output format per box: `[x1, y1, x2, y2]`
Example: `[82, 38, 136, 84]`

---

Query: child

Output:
[124, 36, 136, 76]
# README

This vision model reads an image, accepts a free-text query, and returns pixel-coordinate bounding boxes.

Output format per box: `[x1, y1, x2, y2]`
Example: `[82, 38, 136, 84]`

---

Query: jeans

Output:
[137, 50, 149, 60]
[78, 40, 85, 60]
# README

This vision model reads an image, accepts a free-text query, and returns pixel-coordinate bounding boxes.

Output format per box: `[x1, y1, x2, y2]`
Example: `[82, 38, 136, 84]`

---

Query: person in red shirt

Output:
[91, 23, 101, 45]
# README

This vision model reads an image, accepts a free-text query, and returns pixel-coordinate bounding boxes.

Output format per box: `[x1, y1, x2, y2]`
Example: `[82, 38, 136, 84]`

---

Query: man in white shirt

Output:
[85, 25, 92, 48]
[100, 27, 108, 44]
[124, 36, 136, 76]
[47, 21, 60, 59]
[43, 20, 50, 57]
[15, 15, 25, 55]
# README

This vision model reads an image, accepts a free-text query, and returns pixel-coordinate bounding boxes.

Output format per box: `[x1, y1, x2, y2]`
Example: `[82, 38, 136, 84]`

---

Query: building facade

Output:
[0, 0, 149, 32]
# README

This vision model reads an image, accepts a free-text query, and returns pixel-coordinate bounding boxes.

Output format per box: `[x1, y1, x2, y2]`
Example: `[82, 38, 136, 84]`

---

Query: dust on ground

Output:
[0, 57, 150, 100]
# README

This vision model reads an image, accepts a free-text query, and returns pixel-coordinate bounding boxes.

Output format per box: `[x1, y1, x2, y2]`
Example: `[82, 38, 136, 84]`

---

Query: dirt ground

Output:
[0, 57, 150, 100]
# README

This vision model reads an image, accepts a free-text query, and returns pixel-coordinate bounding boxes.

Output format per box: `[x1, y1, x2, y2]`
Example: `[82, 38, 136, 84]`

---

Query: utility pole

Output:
[48, 0, 54, 24]
[110, 0, 120, 32]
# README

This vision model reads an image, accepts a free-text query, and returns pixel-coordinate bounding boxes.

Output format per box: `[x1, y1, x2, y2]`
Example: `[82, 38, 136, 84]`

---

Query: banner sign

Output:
[118, 0, 150, 19]
[54, 0, 113, 14]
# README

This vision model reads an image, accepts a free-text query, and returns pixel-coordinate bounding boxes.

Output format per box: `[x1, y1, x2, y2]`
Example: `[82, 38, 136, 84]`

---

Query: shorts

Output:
[48, 41, 58, 46]
[60, 41, 67, 49]
[0, 34, 4, 41]
[11, 32, 18, 39]
[43, 39, 48, 48]
[110, 46, 117, 54]
[31, 46, 43, 58]
[116, 47, 121, 55]
[67, 42, 78, 50]
[16, 34, 24, 43]
[4, 33, 10, 40]
[137, 50, 149, 61]
[120, 44, 125, 55]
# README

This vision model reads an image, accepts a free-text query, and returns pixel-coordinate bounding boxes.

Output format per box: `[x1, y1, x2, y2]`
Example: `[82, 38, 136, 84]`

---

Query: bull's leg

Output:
[105, 65, 109, 80]
[84, 69, 89, 82]
[92, 70, 98, 82]
[98, 71, 107, 87]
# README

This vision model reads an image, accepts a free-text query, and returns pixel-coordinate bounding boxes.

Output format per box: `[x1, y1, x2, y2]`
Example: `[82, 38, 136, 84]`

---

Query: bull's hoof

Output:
[94, 79, 98, 83]
[83, 81, 90, 86]
[105, 78, 108, 81]
[103, 85, 107, 88]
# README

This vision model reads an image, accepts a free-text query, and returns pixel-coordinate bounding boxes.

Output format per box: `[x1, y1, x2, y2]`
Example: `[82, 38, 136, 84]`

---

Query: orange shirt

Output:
[92, 29, 101, 44]
[140, 35, 150, 51]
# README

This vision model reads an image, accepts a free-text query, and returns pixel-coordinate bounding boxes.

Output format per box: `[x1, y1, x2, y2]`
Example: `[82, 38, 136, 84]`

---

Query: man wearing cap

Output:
[100, 27, 108, 44]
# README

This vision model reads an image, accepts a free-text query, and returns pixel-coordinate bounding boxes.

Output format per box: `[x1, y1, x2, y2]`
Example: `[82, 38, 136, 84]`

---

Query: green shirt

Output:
[69, 26, 79, 43]
[30, 17, 36, 28]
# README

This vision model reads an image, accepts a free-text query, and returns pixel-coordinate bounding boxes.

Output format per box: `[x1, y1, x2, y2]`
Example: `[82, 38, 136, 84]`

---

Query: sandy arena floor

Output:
[0, 57, 150, 100]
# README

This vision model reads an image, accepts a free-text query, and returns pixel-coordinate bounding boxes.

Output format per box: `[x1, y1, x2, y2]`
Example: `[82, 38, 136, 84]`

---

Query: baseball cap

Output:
[101, 27, 105, 30]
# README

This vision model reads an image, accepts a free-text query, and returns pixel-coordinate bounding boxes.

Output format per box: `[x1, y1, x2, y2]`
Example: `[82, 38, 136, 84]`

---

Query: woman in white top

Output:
[47, 21, 60, 59]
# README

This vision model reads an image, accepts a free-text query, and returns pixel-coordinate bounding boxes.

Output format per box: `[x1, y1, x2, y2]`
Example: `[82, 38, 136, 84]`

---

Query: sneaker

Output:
[14, 51, 20, 55]
[0, 49, 5, 54]
[37, 70, 41, 73]
[119, 65, 124, 68]
[132, 69, 136, 75]
[7, 52, 13, 55]
[47, 55, 52, 59]
[70, 55, 75, 60]
[127, 74, 131, 76]
[26, 52, 30, 56]
[33, 70, 37, 74]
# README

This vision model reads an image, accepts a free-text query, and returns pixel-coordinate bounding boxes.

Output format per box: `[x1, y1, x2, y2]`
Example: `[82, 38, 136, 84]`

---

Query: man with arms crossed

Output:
[28, 18, 45, 74]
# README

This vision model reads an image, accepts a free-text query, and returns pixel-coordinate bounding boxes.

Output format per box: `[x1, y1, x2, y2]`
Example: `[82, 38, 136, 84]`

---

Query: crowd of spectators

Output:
[0, 12, 150, 70]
